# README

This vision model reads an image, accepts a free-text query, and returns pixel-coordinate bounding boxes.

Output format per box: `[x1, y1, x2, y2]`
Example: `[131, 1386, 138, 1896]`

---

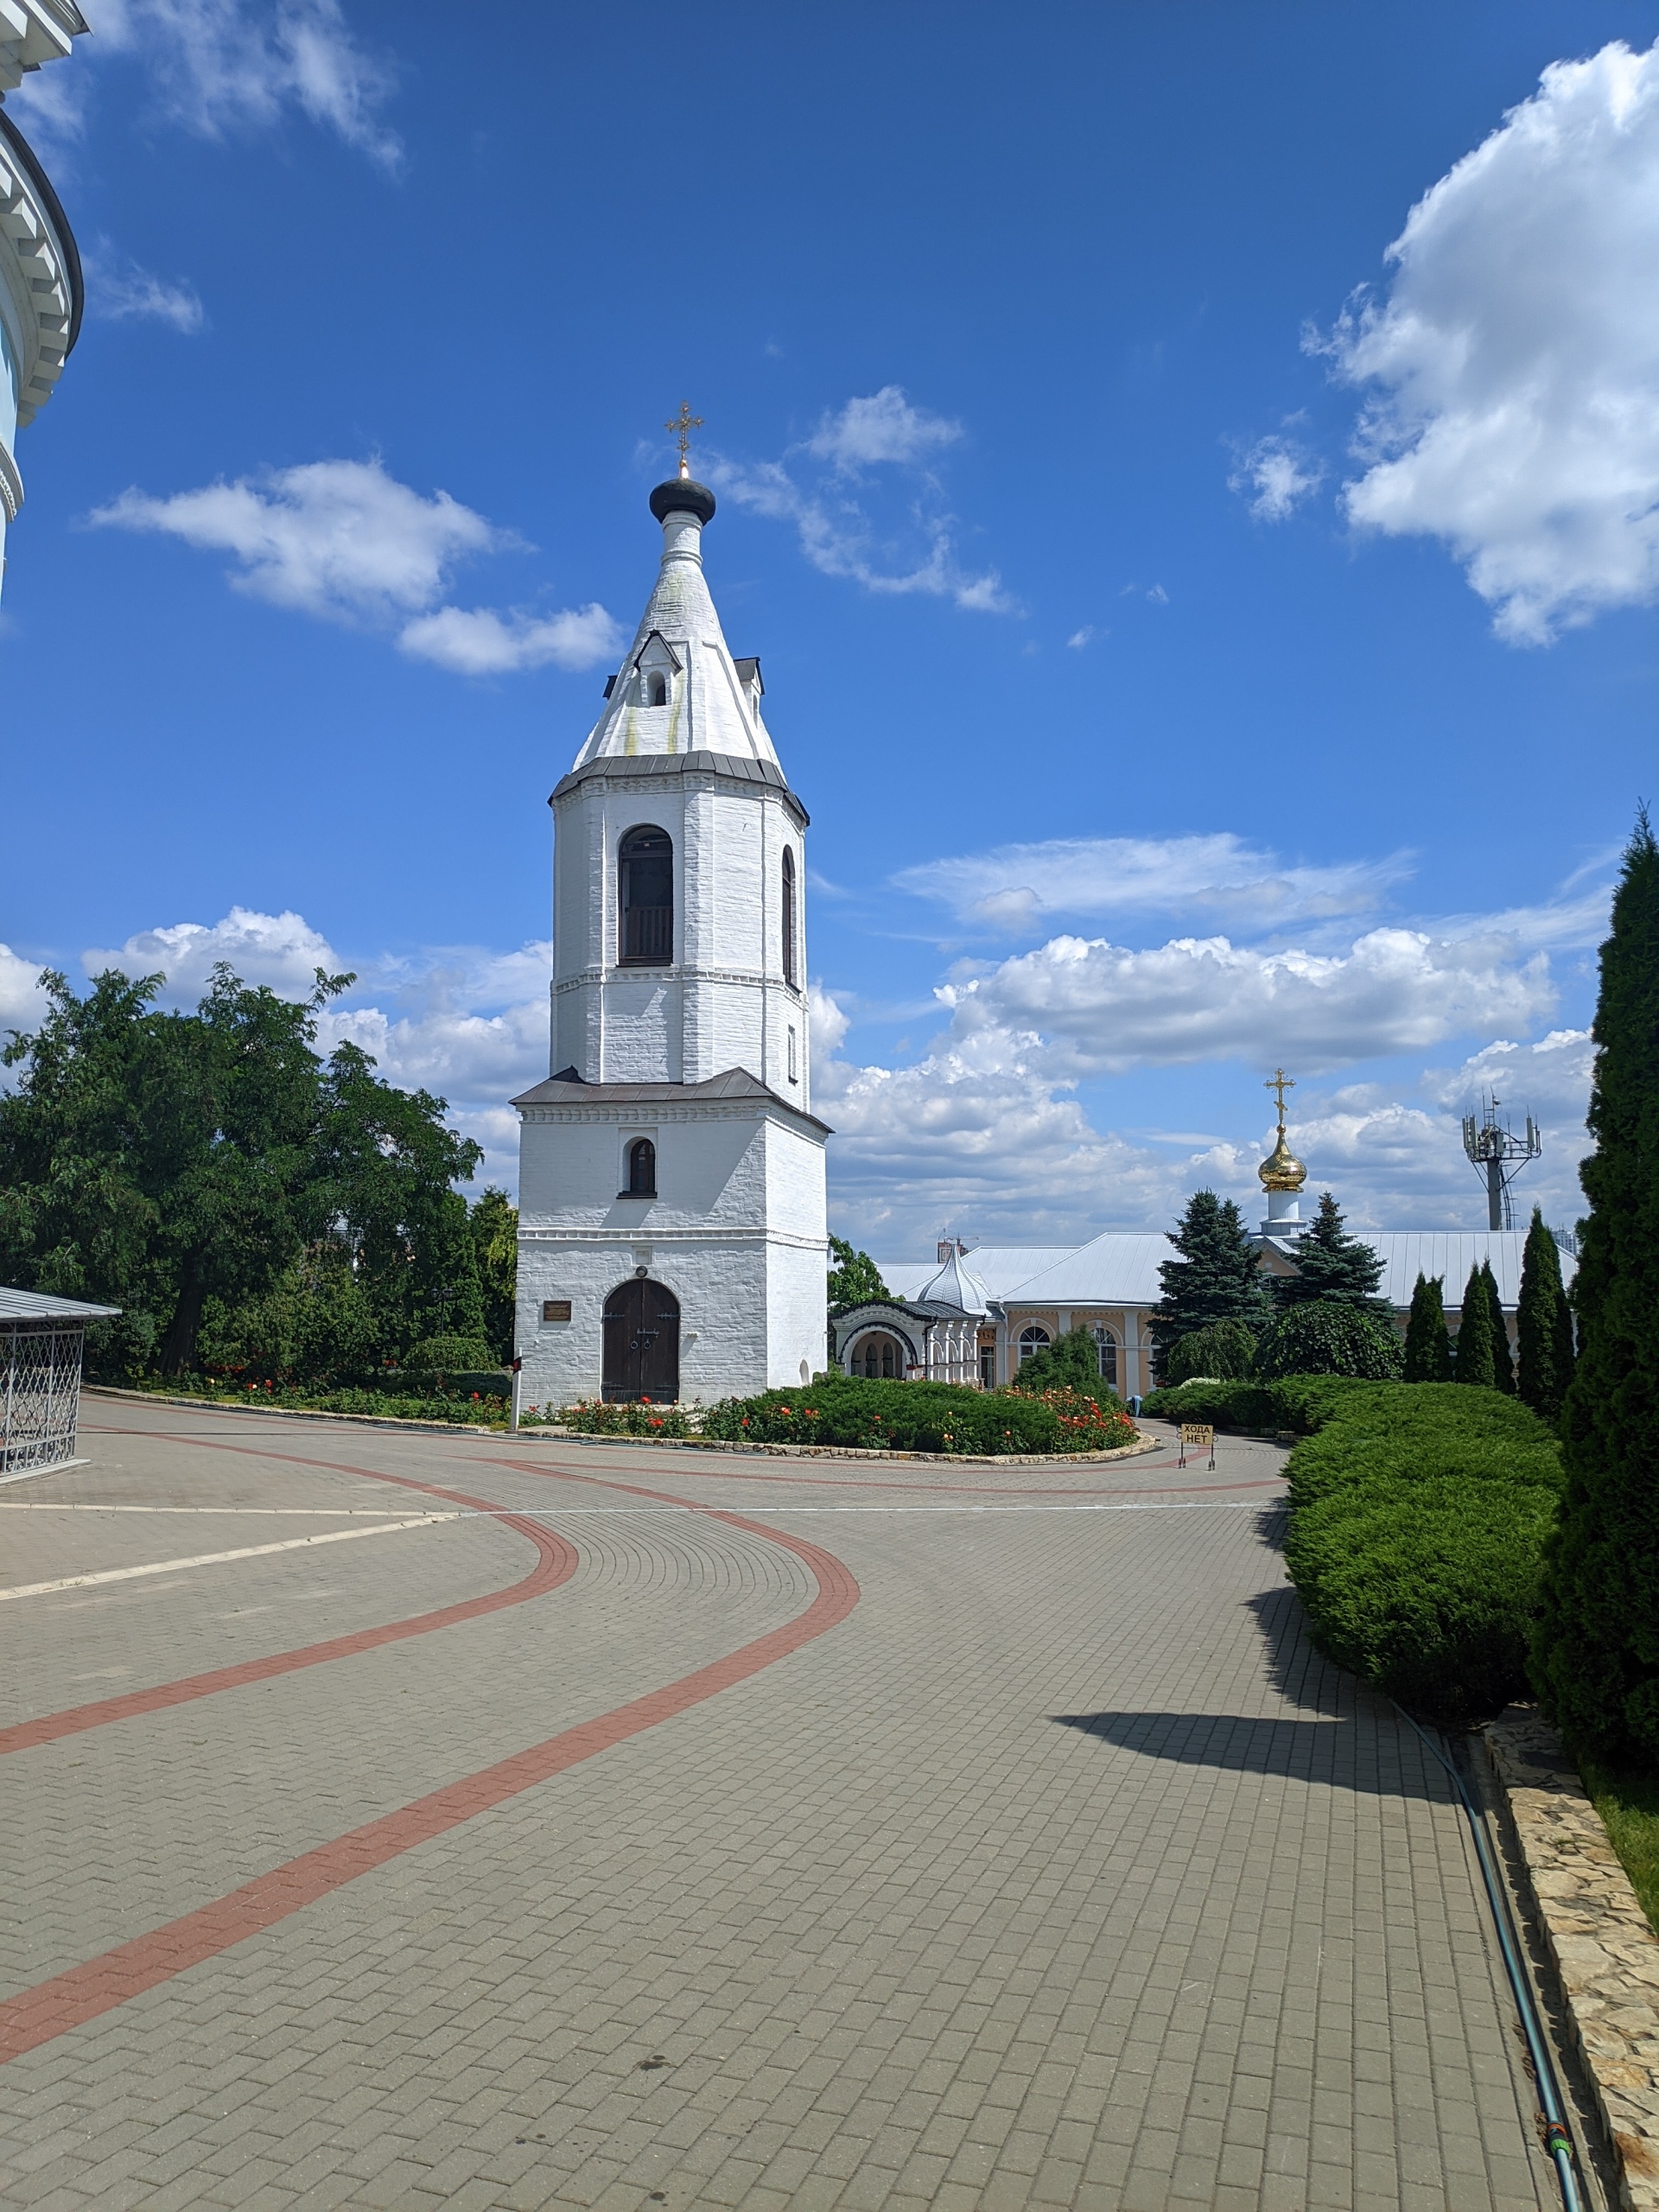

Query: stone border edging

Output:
[1483, 1705, 1659, 2209]
[81, 1387, 1165, 1468]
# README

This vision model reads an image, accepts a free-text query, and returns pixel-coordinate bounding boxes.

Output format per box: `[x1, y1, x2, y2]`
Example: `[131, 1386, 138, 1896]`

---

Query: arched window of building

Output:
[626, 1138, 656, 1197]
[1093, 1326, 1119, 1388]
[619, 826, 673, 965]
[1017, 1325, 1051, 1366]
[852, 1331, 906, 1380]
[781, 847, 798, 988]
[647, 671, 668, 708]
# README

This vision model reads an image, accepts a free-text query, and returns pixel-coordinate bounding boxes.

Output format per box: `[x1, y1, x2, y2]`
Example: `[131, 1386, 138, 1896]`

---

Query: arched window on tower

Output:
[619, 826, 673, 965]
[647, 672, 668, 708]
[781, 847, 798, 988]
[625, 1138, 657, 1197]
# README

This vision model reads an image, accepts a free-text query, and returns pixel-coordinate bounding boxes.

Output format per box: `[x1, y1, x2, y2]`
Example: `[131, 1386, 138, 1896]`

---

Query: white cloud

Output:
[397, 601, 621, 677]
[805, 386, 962, 471]
[86, 906, 342, 1000]
[0, 944, 49, 1036]
[1230, 433, 1324, 521]
[1066, 626, 1098, 650]
[83, 245, 205, 333]
[940, 925, 1555, 1077]
[1322, 37, 1659, 643]
[3, 60, 89, 167]
[712, 389, 1014, 615]
[89, 0, 400, 170]
[896, 831, 1413, 933]
[89, 456, 618, 677]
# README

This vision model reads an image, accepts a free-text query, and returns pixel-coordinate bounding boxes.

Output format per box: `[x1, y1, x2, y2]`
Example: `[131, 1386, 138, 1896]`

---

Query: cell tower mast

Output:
[1460, 1094, 1541, 1230]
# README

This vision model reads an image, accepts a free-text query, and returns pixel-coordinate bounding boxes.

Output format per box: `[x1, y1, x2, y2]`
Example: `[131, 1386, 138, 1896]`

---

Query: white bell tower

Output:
[512, 453, 830, 1408]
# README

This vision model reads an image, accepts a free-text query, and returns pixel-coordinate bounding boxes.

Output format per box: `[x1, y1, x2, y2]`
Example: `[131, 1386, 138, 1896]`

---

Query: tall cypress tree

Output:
[1402, 1273, 1452, 1382]
[1516, 1206, 1572, 1422]
[1483, 1260, 1515, 1394]
[1452, 1262, 1495, 1387]
[1533, 812, 1659, 1763]
[1151, 1189, 1269, 1376]
[1272, 1190, 1389, 1310]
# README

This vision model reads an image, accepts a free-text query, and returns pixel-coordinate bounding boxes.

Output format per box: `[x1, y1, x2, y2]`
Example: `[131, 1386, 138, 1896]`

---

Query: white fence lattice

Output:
[1, 1322, 85, 1474]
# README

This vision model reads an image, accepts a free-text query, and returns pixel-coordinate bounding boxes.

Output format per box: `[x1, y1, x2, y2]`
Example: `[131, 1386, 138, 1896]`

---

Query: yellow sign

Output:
[1179, 1422, 1217, 1468]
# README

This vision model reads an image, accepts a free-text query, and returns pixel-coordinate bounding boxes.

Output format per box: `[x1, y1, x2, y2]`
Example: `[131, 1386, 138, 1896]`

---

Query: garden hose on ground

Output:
[1391, 1700, 1586, 2212]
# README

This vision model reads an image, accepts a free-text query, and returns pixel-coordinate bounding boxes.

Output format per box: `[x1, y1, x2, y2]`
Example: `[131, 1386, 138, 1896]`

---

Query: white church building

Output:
[513, 462, 829, 1407]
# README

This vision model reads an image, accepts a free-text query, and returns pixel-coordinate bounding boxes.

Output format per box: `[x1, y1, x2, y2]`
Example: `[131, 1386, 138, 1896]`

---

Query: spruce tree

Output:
[1532, 811, 1659, 1763]
[1402, 1273, 1452, 1382]
[1452, 1262, 1495, 1387]
[1273, 1190, 1389, 1311]
[1151, 1189, 1269, 1377]
[1484, 1260, 1515, 1394]
[1516, 1208, 1571, 1421]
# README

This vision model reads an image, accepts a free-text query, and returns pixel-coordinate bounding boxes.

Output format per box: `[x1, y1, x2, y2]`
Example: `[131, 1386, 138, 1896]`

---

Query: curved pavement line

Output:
[0, 1492, 859, 2063]
[1, 1437, 580, 1757]
[497, 1446, 1284, 1501]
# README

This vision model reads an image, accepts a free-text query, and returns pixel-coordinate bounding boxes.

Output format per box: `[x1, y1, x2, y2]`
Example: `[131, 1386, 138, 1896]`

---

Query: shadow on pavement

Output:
[1048, 1707, 1452, 1801]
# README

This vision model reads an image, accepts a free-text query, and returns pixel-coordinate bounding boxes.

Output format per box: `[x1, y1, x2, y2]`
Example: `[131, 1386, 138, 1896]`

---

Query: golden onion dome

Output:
[1259, 1129, 1307, 1192]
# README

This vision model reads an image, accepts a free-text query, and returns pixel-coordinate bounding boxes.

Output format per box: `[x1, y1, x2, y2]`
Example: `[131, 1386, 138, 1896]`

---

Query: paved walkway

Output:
[0, 1401, 1554, 2210]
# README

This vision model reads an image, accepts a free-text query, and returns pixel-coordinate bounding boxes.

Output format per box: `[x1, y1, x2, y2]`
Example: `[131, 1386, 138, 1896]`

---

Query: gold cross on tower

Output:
[664, 402, 703, 480]
[1265, 1068, 1295, 1126]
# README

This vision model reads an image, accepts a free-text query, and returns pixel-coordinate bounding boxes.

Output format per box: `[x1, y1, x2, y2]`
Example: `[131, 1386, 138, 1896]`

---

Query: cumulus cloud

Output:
[89, 457, 619, 675]
[85, 906, 341, 1001]
[942, 926, 1555, 1077]
[897, 832, 1412, 935]
[712, 387, 1014, 614]
[83, 244, 204, 333]
[1230, 432, 1324, 521]
[397, 601, 622, 677]
[0, 944, 50, 1036]
[1321, 37, 1659, 643]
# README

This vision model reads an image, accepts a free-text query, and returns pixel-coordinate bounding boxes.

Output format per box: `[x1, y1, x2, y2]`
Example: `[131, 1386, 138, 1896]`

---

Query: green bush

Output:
[702, 1374, 1134, 1455]
[1165, 1318, 1258, 1383]
[1141, 1374, 1377, 1433]
[1253, 1302, 1404, 1380]
[404, 1333, 498, 1376]
[128, 1375, 509, 1424]
[1281, 1382, 1564, 1722]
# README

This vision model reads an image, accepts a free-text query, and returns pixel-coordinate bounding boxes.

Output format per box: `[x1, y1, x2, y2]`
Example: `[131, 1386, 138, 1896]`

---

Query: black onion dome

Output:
[650, 477, 716, 526]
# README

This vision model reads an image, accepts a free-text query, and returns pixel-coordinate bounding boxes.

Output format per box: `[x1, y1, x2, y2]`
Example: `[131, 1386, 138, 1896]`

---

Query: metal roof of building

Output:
[0, 1285, 120, 1322]
[877, 1248, 1072, 1301]
[1348, 1231, 1575, 1313]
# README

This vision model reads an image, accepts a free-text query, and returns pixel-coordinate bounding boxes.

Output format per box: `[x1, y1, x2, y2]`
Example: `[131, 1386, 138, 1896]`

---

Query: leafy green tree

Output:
[1165, 1318, 1257, 1383]
[1273, 1191, 1389, 1311]
[1452, 1262, 1496, 1387]
[1152, 1190, 1269, 1377]
[1516, 1207, 1574, 1423]
[1253, 1302, 1403, 1380]
[1484, 1260, 1515, 1394]
[1013, 1325, 1121, 1404]
[1402, 1274, 1452, 1382]
[469, 1188, 518, 1363]
[1533, 810, 1659, 1764]
[828, 1235, 888, 1309]
[199, 1244, 382, 1386]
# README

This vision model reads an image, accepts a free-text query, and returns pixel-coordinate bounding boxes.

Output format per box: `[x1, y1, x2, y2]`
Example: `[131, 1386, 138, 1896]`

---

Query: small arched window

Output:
[1017, 1325, 1052, 1366]
[626, 1138, 657, 1197]
[619, 825, 673, 965]
[1093, 1326, 1119, 1387]
[647, 671, 668, 708]
[781, 847, 798, 988]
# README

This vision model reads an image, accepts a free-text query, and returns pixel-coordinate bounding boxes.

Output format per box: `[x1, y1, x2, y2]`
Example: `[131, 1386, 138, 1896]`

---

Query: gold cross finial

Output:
[664, 402, 703, 480]
[1266, 1068, 1295, 1124]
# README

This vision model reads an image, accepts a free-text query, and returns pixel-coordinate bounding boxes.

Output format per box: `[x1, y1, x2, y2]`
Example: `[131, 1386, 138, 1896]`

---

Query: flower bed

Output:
[551, 1398, 696, 1438]
[123, 1375, 509, 1426]
[700, 1376, 1134, 1456]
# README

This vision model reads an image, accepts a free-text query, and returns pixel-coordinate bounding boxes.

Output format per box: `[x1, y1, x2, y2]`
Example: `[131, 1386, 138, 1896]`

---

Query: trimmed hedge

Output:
[702, 1375, 1134, 1455]
[1141, 1375, 1373, 1433]
[1253, 1302, 1403, 1381]
[1281, 1382, 1565, 1721]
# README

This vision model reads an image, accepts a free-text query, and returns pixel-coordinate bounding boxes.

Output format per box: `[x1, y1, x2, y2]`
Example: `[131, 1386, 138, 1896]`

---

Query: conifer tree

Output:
[1272, 1190, 1389, 1311]
[1516, 1208, 1573, 1421]
[1532, 811, 1659, 1762]
[1484, 1260, 1515, 1394]
[1402, 1273, 1452, 1382]
[1151, 1189, 1269, 1376]
[1452, 1262, 1495, 1387]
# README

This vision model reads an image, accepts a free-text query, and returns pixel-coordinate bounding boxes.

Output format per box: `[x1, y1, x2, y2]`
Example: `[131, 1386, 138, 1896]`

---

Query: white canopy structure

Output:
[1, 1286, 119, 1478]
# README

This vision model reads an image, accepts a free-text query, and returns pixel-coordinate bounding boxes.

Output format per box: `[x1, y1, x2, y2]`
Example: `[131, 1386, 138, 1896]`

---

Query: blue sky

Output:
[3, 0, 1657, 1254]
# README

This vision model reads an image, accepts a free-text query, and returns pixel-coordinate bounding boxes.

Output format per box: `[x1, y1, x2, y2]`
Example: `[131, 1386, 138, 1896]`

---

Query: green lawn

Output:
[1578, 1753, 1659, 1936]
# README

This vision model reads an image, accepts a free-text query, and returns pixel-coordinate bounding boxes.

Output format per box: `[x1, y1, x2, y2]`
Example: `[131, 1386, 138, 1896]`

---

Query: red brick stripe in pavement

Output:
[0, 1472, 859, 2063]
[2, 1442, 581, 1758]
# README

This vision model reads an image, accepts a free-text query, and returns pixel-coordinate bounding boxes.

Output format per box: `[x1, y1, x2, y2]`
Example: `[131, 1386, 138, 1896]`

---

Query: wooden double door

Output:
[601, 1277, 681, 1402]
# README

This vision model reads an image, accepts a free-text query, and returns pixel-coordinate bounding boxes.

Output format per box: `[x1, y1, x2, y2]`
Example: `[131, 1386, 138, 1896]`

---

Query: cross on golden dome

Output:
[1259, 1068, 1307, 1192]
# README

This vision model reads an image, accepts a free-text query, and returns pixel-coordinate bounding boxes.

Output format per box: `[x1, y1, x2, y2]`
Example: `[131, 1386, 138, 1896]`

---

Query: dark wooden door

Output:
[601, 1277, 681, 1402]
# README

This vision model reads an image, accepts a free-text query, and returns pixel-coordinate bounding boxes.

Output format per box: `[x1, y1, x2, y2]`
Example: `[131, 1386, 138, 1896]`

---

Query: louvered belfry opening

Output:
[782, 846, 798, 988]
[619, 825, 673, 964]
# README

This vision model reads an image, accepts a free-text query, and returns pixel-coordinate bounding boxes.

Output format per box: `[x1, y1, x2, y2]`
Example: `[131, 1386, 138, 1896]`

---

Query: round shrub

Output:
[1166, 1319, 1257, 1383]
[1254, 1303, 1403, 1381]
[404, 1334, 497, 1376]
